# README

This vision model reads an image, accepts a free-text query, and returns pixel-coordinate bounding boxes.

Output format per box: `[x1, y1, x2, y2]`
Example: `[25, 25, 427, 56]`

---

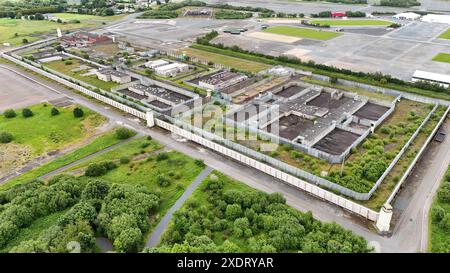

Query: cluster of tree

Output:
[310, 11, 365, 18]
[6, 176, 160, 253]
[302, 21, 330, 28]
[0, 175, 85, 248]
[115, 127, 136, 140]
[345, 11, 366, 17]
[303, 0, 366, 3]
[194, 31, 450, 96]
[214, 10, 253, 20]
[431, 167, 450, 251]
[85, 161, 117, 177]
[311, 11, 332, 18]
[259, 12, 304, 18]
[378, 0, 420, 7]
[149, 174, 371, 253]
[138, 10, 178, 19]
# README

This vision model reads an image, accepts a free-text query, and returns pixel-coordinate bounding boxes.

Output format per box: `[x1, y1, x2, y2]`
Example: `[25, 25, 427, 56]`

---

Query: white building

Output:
[199, 71, 248, 91]
[412, 70, 450, 88]
[96, 69, 132, 84]
[393, 12, 421, 21]
[421, 14, 450, 24]
[155, 62, 189, 77]
[145, 59, 169, 69]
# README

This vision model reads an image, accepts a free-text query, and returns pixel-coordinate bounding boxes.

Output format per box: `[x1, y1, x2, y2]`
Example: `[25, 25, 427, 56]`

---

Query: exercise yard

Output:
[309, 19, 393, 26]
[263, 26, 341, 40]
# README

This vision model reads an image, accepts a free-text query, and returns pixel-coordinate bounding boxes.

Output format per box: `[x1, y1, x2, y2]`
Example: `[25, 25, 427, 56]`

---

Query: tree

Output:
[108, 214, 139, 239]
[22, 108, 33, 118]
[437, 182, 450, 203]
[0, 221, 18, 248]
[225, 204, 242, 220]
[51, 107, 60, 116]
[3, 109, 16, 118]
[0, 132, 13, 143]
[113, 228, 142, 253]
[81, 180, 110, 200]
[73, 107, 84, 118]
[22, 38, 29, 44]
[431, 205, 445, 223]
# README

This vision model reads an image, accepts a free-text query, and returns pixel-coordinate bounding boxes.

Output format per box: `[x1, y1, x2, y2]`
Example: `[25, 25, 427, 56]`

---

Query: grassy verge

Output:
[0, 131, 122, 191]
[432, 53, 450, 64]
[263, 26, 341, 40]
[310, 19, 393, 26]
[438, 29, 450, 40]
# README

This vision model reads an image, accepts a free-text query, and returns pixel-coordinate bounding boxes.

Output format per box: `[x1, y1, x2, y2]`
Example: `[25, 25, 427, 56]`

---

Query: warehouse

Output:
[198, 71, 248, 91]
[393, 12, 421, 21]
[155, 62, 189, 77]
[145, 59, 169, 69]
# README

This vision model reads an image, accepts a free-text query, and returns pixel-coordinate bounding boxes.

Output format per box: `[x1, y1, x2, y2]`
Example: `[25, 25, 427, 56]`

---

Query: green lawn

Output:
[438, 29, 450, 40]
[44, 59, 119, 91]
[183, 48, 271, 73]
[263, 26, 341, 40]
[0, 209, 68, 253]
[0, 103, 104, 155]
[310, 19, 393, 26]
[0, 130, 123, 191]
[432, 53, 450, 63]
[0, 14, 124, 46]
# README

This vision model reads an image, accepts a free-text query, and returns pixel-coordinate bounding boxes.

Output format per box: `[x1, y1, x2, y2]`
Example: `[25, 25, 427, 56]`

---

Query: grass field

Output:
[432, 53, 450, 63]
[0, 14, 124, 46]
[44, 59, 119, 91]
[263, 26, 341, 40]
[310, 19, 393, 26]
[183, 47, 271, 73]
[0, 130, 123, 191]
[438, 29, 450, 40]
[0, 103, 106, 181]
[429, 164, 450, 253]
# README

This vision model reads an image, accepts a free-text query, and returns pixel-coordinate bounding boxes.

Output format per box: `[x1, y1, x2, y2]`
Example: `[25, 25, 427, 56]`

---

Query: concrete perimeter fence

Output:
[2, 53, 147, 120]
[155, 116, 379, 222]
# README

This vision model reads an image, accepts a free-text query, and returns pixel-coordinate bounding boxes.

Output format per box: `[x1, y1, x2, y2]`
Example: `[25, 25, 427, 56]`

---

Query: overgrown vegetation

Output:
[148, 172, 371, 253]
[214, 10, 252, 20]
[430, 164, 450, 253]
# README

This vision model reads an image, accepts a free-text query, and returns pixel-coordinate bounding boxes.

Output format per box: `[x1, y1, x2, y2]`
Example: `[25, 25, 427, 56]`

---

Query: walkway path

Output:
[146, 166, 214, 248]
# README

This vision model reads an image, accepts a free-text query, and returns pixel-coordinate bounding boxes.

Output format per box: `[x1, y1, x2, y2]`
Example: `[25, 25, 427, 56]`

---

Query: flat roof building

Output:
[96, 69, 132, 84]
[393, 12, 421, 20]
[145, 59, 169, 69]
[198, 71, 248, 91]
[154, 62, 189, 77]
[412, 70, 450, 87]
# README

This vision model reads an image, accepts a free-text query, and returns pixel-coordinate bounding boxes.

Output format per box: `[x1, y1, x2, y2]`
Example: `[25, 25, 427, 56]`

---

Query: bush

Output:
[120, 157, 130, 164]
[22, 108, 33, 118]
[0, 132, 13, 143]
[431, 206, 445, 223]
[3, 109, 16, 118]
[156, 152, 169, 161]
[65, 61, 73, 65]
[194, 159, 206, 167]
[156, 175, 171, 187]
[51, 107, 60, 116]
[73, 107, 84, 118]
[115, 128, 136, 140]
[85, 161, 117, 177]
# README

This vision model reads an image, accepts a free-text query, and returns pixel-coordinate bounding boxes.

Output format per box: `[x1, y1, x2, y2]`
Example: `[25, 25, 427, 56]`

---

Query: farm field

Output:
[429, 164, 450, 253]
[263, 26, 341, 40]
[0, 14, 124, 46]
[44, 59, 119, 91]
[154, 171, 371, 253]
[438, 29, 450, 39]
[182, 47, 271, 73]
[0, 103, 106, 178]
[432, 53, 450, 63]
[309, 19, 393, 26]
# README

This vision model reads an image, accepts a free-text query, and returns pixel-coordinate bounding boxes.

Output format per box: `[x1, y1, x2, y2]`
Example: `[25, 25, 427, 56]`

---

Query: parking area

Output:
[0, 67, 64, 111]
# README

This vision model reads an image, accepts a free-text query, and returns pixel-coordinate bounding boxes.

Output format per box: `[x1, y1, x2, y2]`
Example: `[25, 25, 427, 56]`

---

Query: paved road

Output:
[3, 63, 450, 252]
[146, 166, 214, 248]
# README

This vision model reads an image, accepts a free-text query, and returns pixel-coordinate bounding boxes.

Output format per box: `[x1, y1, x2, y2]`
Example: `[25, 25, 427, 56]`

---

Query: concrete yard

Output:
[0, 66, 64, 111]
[354, 102, 390, 121]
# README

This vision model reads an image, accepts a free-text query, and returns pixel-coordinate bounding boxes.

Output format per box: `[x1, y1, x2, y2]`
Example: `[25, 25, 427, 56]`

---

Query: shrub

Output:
[115, 128, 136, 140]
[120, 157, 130, 164]
[194, 159, 206, 167]
[147, 135, 153, 141]
[51, 107, 60, 116]
[156, 174, 171, 187]
[73, 107, 84, 118]
[0, 132, 13, 143]
[431, 205, 445, 223]
[22, 108, 33, 118]
[3, 109, 16, 118]
[156, 152, 169, 161]
[65, 61, 73, 65]
[85, 161, 117, 177]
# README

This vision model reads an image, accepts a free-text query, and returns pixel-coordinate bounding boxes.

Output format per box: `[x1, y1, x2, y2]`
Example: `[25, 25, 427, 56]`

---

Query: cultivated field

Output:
[309, 19, 393, 26]
[263, 26, 341, 40]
